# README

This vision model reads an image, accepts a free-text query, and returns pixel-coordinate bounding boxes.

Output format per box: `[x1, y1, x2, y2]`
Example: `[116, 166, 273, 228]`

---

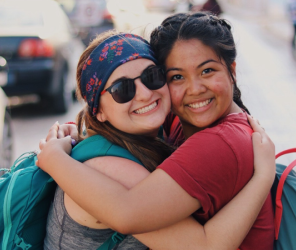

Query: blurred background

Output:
[0, 0, 295, 171]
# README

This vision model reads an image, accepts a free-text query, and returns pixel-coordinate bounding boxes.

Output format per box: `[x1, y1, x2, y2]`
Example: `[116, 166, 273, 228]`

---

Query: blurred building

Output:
[56, 0, 114, 45]
[220, 0, 293, 42]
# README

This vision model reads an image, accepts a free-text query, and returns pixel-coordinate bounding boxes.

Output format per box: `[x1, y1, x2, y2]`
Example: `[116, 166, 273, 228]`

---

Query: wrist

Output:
[252, 171, 275, 189]
[43, 149, 69, 175]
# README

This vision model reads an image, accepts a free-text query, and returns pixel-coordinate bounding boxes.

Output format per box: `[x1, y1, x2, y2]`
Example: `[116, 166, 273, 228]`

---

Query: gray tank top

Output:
[43, 187, 148, 250]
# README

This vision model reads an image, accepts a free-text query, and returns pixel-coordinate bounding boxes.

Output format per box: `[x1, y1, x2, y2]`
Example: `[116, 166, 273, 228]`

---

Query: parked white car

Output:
[0, 57, 13, 172]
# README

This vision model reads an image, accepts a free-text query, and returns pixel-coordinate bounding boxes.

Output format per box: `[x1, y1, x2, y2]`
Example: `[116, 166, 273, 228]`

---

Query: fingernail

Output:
[71, 139, 77, 147]
[55, 121, 59, 125]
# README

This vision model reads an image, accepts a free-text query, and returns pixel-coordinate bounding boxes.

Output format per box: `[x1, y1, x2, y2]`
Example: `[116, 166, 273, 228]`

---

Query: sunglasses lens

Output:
[141, 67, 166, 90]
[108, 66, 165, 104]
[110, 80, 136, 103]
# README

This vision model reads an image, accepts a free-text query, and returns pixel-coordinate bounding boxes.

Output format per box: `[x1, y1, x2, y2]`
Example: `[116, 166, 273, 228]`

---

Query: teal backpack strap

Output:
[70, 135, 112, 162]
[14, 235, 32, 250]
[70, 135, 142, 249]
[71, 135, 142, 165]
[96, 232, 126, 250]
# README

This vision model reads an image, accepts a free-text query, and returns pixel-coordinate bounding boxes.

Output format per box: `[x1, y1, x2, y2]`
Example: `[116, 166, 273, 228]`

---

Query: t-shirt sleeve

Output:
[157, 132, 238, 215]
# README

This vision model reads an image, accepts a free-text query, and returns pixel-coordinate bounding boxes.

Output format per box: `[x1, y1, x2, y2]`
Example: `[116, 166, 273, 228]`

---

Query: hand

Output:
[40, 122, 78, 151]
[247, 115, 275, 185]
[37, 122, 72, 171]
[57, 123, 78, 140]
[40, 122, 78, 150]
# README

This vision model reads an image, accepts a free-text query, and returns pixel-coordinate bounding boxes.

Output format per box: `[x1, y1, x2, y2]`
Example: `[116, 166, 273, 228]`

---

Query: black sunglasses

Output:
[101, 65, 166, 103]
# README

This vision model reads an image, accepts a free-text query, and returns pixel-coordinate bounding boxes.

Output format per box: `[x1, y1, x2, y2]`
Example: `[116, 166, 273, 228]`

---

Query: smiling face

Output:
[165, 39, 241, 138]
[97, 58, 171, 136]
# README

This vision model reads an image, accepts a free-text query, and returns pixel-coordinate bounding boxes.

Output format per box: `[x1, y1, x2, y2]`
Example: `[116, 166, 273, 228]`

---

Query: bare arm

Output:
[37, 115, 275, 249]
[69, 154, 273, 250]
[83, 157, 205, 249]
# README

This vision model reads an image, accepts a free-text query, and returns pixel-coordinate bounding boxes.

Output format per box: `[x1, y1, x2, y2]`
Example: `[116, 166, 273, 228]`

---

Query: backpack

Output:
[0, 135, 143, 250]
[272, 148, 296, 250]
[236, 123, 296, 249]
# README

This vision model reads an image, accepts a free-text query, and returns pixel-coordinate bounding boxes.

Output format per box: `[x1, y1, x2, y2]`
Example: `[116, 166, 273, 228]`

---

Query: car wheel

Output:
[0, 111, 13, 172]
[52, 69, 72, 114]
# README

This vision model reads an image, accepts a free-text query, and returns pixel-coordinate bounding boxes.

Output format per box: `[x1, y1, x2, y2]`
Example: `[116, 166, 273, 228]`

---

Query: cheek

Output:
[160, 84, 170, 101]
[168, 84, 184, 109]
[104, 102, 131, 123]
[211, 78, 233, 98]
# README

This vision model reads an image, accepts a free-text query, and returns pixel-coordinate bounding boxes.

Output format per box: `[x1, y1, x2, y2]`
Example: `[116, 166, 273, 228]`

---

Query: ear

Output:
[230, 61, 237, 81]
[96, 108, 107, 122]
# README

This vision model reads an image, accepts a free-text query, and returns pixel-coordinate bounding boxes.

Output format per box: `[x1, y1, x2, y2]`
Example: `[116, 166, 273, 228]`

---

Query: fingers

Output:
[46, 121, 59, 142]
[57, 124, 78, 139]
[39, 138, 46, 150]
[57, 127, 66, 139]
[247, 115, 263, 133]
[69, 125, 79, 140]
[247, 115, 274, 151]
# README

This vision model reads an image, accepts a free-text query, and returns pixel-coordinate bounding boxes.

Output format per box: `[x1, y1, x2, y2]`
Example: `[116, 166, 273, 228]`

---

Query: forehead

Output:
[165, 39, 218, 67]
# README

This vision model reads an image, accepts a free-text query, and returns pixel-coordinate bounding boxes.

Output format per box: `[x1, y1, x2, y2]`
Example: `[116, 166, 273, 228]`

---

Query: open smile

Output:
[134, 100, 158, 114]
[188, 98, 213, 109]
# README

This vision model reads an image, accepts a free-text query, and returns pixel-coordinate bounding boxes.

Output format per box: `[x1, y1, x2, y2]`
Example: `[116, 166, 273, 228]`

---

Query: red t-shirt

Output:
[158, 113, 274, 250]
[163, 112, 184, 147]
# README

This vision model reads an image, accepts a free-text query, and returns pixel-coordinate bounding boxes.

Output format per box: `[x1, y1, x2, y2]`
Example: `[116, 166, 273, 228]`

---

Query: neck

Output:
[182, 124, 204, 139]
[143, 128, 160, 138]
[182, 102, 243, 139]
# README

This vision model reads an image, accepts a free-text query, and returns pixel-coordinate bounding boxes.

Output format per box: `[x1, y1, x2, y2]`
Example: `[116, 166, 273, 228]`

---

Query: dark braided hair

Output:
[150, 12, 250, 114]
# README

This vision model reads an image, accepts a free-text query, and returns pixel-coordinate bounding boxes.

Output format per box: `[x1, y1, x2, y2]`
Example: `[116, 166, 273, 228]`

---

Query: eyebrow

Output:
[166, 59, 218, 73]
[197, 59, 218, 68]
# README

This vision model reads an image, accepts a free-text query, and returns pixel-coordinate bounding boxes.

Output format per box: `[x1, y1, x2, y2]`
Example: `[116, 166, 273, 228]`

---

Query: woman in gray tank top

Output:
[43, 30, 175, 249]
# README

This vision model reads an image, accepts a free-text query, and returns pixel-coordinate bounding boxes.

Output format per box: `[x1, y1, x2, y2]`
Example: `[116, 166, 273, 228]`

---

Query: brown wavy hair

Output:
[75, 30, 175, 173]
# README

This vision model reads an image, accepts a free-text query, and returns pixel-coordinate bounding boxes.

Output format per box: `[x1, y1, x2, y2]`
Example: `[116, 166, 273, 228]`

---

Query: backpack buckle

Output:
[14, 235, 32, 250]
[111, 232, 126, 243]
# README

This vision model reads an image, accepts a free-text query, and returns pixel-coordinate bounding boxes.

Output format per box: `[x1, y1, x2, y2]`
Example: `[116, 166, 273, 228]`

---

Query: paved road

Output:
[10, 11, 296, 166]
[226, 14, 296, 164]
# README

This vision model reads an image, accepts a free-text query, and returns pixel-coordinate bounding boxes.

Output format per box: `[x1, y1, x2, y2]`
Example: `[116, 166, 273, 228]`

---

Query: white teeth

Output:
[188, 99, 212, 109]
[134, 101, 157, 114]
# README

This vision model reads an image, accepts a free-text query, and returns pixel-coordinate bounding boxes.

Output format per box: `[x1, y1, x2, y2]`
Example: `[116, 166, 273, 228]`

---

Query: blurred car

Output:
[0, 57, 13, 172]
[0, 0, 86, 114]
[143, 0, 178, 12]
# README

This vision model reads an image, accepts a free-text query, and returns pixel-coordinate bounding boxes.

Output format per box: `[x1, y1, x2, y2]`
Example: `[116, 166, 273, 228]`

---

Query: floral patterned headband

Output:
[81, 33, 158, 116]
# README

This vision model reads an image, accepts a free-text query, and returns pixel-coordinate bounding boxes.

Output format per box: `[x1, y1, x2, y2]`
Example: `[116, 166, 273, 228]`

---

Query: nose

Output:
[133, 78, 153, 101]
[186, 78, 207, 96]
